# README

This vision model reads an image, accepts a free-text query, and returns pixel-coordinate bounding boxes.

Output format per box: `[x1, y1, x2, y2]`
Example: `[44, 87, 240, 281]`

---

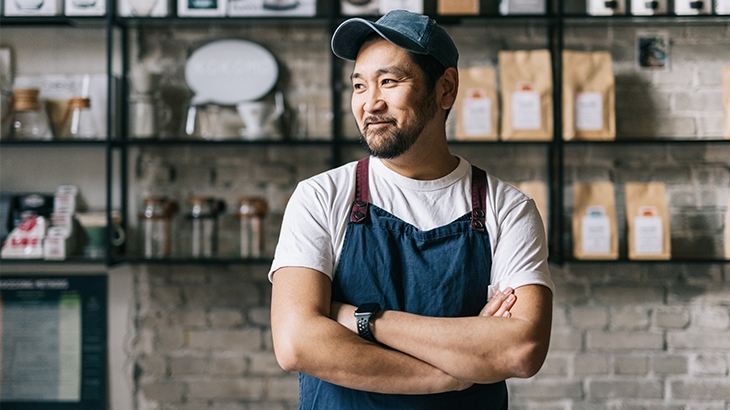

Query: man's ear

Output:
[438, 67, 459, 110]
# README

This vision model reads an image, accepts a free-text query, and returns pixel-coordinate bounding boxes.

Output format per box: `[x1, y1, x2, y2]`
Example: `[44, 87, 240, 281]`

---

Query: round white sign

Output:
[184, 39, 279, 105]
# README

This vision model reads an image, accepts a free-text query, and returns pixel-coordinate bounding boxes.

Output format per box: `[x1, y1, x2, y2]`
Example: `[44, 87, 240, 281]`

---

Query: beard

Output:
[357, 91, 438, 159]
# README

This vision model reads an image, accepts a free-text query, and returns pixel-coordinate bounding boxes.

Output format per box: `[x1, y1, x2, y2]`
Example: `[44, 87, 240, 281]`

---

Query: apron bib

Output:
[299, 157, 508, 410]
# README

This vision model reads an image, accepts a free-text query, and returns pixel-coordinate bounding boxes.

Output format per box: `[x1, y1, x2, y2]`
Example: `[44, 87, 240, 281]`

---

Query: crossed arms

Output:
[271, 266, 552, 394]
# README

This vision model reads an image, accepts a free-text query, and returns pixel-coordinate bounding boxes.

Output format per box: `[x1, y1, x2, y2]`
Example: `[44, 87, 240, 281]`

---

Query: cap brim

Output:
[331, 18, 428, 62]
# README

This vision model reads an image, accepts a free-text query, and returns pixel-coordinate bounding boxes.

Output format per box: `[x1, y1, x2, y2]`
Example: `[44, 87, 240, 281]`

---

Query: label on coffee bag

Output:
[576, 92, 603, 131]
[463, 89, 493, 136]
[581, 205, 611, 254]
[512, 83, 541, 130]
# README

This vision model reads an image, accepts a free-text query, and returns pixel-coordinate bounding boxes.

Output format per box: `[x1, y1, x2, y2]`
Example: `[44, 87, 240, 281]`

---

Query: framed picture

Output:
[636, 31, 669, 71]
[0, 275, 108, 410]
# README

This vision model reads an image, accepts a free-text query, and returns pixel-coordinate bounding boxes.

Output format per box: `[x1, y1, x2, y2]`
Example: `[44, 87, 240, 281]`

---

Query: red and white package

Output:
[1, 216, 47, 259]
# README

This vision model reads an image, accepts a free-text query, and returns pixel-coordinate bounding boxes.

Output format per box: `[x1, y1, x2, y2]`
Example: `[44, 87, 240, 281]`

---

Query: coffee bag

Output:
[498, 50, 553, 141]
[456, 67, 498, 141]
[562, 50, 615, 141]
[513, 180, 548, 238]
[626, 182, 670, 260]
[437, 0, 478, 14]
[572, 181, 618, 260]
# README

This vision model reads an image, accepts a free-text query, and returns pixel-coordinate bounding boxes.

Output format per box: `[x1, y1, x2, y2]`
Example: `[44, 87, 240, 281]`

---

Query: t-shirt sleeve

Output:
[268, 180, 336, 282]
[488, 197, 555, 300]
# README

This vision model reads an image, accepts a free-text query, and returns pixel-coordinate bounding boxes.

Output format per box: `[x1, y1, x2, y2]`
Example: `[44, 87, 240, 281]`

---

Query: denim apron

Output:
[298, 157, 508, 410]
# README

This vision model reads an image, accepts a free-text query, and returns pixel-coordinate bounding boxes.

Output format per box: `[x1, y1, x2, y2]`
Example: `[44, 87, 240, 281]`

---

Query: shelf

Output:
[561, 14, 730, 25]
[114, 15, 331, 28]
[562, 138, 730, 144]
[123, 138, 333, 146]
[562, 257, 730, 263]
[0, 139, 110, 147]
[117, 257, 273, 265]
[0, 15, 107, 27]
[0, 257, 108, 265]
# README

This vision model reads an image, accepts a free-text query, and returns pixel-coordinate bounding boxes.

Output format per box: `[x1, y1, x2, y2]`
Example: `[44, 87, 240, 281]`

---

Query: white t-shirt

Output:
[269, 156, 554, 299]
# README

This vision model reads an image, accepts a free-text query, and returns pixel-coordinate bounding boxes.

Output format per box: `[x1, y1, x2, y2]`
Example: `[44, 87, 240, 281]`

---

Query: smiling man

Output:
[269, 10, 554, 410]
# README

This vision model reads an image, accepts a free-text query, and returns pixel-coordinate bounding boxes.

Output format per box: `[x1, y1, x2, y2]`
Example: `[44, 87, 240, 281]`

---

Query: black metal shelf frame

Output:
[4, 0, 729, 266]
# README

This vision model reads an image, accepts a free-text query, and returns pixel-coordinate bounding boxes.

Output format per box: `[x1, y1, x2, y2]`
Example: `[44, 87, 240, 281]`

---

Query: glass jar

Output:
[236, 197, 268, 258]
[11, 88, 52, 141]
[61, 97, 99, 139]
[138, 197, 178, 259]
[186, 196, 225, 258]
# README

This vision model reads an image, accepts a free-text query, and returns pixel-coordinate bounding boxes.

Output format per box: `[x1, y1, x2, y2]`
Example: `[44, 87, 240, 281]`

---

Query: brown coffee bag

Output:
[562, 50, 616, 141]
[513, 180, 548, 238]
[723, 66, 730, 139]
[498, 50, 553, 141]
[456, 67, 498, 141]
[626, 182, 671, 260]
[438, 0, 479, 14]
[572, 181, 618, 260]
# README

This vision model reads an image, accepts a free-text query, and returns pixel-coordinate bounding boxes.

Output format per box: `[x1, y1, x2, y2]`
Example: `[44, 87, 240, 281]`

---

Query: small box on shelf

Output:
[587, 0, 626, 15]
[64, 0, 105, 16]
[118, 0, 171, 17]
[340, 0, 379, 15]
[178, 0, 227, 17]
[3, 0, 61, 16]
[674, 0, 711, 14]
[228, 0, 316, 16]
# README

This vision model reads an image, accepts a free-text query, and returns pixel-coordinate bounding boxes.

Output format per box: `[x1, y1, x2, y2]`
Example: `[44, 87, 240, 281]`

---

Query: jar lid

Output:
[13, 88, 40, 99]
[68, 97, 91, 109]
[188, 196, 225, 217]
[143, 196, 168, 205]
[12, 88, 41, 111]
[189, 196, 215, 205]
[237, 197, 268, 217]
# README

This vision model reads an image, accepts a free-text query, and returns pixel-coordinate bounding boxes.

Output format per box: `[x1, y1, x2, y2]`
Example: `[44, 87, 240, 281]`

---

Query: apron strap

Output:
[351, 158, 487, 231]
[350, 157, 370, 223]
[470, 166, 487, 232]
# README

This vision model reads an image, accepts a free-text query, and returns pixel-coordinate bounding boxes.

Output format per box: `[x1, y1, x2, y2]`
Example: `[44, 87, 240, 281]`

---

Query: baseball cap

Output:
[331, 10, 458, 69]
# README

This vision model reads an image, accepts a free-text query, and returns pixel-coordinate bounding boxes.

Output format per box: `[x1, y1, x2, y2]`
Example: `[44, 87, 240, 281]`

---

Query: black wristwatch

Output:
[354, 303, 380, 343]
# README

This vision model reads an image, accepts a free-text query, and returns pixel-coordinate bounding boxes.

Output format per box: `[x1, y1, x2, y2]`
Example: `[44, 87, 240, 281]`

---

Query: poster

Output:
[0, 275, 107, 410]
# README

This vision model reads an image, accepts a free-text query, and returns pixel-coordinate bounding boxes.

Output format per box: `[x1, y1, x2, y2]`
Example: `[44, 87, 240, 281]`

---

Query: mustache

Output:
[364, 116, 397, 127]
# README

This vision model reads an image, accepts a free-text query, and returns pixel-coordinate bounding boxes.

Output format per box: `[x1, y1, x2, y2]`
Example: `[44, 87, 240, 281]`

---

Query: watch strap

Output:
[357, 314, 377, 343]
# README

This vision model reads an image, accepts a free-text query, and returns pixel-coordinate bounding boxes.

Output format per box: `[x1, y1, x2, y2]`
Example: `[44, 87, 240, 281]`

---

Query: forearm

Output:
[276, 314, 466, 394]
[379, 285, 552, 383]
[335, 285, 552, 384]
[373, 312, 534, 383]
[271, 267, 468, 394]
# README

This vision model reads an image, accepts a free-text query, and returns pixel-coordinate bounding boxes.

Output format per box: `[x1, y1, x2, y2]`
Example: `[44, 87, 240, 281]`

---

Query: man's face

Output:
[350, 38, 438, 159]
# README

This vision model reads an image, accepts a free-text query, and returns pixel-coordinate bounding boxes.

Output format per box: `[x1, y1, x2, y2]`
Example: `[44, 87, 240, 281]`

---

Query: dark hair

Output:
[406, 51, 447, 93]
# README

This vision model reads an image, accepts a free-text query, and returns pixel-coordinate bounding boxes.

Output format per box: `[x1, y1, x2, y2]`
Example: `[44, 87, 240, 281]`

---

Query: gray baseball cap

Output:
[331, 10, 458, 69]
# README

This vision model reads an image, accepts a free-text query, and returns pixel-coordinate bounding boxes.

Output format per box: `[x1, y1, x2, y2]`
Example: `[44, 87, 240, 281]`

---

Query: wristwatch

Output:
[354, 303, 380, 343]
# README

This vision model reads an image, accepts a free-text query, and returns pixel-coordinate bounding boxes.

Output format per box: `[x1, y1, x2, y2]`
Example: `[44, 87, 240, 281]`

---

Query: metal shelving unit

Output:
[2, 0, 729, 266]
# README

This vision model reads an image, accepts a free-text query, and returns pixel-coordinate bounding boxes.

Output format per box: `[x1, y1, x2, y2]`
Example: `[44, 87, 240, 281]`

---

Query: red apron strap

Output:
[350, 157, 370, 223]
[470, 166, 487, 232]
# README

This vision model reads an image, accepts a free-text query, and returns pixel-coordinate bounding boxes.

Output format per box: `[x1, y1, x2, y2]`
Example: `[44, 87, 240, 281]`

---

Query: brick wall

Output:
[128, 21, 730, 410]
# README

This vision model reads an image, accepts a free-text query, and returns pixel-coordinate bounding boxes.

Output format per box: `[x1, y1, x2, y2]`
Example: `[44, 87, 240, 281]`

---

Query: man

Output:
[270, 10, 554, 409]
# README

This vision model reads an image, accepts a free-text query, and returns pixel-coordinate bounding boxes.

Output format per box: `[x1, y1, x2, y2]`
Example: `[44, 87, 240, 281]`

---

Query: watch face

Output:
[355, 302, 380, 316]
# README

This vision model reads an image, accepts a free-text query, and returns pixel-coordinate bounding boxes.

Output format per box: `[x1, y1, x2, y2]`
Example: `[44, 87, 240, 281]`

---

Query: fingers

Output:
[479, 287, 515, 317]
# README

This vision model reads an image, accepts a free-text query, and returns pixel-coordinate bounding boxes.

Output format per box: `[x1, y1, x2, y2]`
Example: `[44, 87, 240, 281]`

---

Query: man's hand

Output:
[480, 287, 516, 318]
